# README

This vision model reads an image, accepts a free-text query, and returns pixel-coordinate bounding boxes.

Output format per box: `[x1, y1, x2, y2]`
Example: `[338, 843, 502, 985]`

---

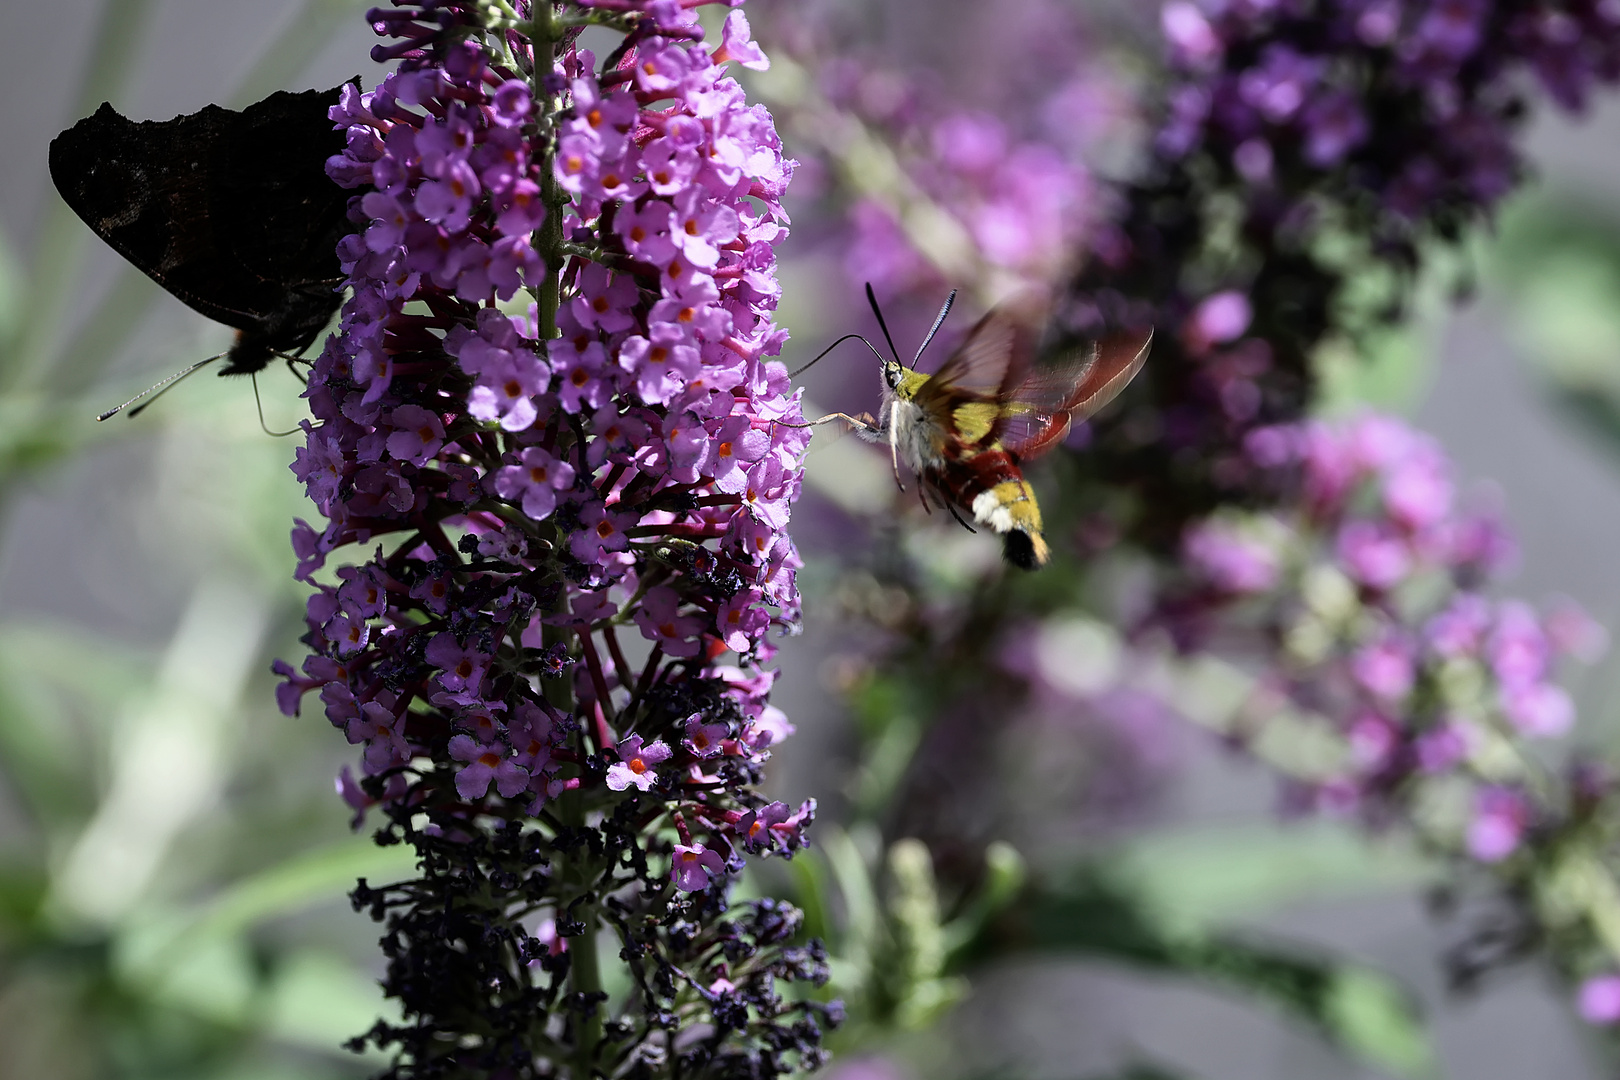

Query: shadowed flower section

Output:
[273, 2, 835, 1076]
[745, 0, 1620, 1046]
[1055, 0, 1620, 555]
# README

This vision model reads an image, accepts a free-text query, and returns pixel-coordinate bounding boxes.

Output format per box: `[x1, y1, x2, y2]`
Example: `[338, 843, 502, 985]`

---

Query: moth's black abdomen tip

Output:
[1003, 531, 1039, 570]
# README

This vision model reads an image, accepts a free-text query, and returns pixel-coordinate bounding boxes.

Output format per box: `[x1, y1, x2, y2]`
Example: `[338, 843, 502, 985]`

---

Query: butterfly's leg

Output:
[916, 484, 932, 515]
[252, 371, 300, 437]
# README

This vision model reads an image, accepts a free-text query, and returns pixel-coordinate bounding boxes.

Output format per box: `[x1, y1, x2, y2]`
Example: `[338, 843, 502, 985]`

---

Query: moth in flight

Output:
[804, 285, 1151, 568]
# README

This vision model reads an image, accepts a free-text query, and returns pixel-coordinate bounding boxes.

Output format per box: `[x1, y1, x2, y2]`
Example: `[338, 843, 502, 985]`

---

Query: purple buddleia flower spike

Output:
[279, 2, 834, 1074]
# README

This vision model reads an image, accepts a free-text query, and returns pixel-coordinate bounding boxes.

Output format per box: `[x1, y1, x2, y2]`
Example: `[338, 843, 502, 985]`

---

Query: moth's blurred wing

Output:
[997, 329, 1152, 457]
[914, 303, 1037, 413]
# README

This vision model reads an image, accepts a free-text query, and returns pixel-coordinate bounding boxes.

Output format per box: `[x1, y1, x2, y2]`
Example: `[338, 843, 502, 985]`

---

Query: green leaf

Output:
[1314, 321, 1436, 417]
[787, 845, 835, 946]
[1110, 824, 1428, 934]
[0, 621, 147, 830]
[1324, 965, 1435, 1077]
[262, 948, 395, 1059]
[191, 836, 418, 941]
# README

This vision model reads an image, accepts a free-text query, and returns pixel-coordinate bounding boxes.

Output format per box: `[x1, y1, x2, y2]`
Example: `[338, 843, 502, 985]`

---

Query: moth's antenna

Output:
[98, 351, 227, 421]
[253, 371, 300, 437]
[914, 289, 957, 365]
[788, 333, 887, 379]
[864, 282, 904, 367]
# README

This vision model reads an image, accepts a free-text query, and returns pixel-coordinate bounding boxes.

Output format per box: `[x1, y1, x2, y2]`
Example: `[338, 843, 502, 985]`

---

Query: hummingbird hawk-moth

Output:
[814, 286, 1151, 569]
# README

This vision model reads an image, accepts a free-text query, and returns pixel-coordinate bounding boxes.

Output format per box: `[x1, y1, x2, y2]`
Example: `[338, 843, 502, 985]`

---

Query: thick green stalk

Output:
[570, 893, 604, 1078]
[524, 17, 599, 1073]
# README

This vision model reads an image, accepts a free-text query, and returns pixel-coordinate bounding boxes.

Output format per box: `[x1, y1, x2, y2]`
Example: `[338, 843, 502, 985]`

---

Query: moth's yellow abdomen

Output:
[968, 475, 1049, 569]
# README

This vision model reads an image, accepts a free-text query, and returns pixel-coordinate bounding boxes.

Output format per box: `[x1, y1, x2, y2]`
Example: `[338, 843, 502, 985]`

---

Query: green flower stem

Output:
[529, 2, 567, 343]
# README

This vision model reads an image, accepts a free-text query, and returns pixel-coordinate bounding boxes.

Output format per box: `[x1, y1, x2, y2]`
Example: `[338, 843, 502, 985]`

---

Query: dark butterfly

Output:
[49, 83, 359, 406]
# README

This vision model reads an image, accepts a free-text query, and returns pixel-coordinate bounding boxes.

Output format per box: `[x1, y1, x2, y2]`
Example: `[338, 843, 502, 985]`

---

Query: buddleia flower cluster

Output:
[1050, 0, 1620, 554]
[752, 2, 1119, 306]
[272, 1, 835, 1075]
[1167, 413, 1593, 825]
[1160, 413, 1620, 999]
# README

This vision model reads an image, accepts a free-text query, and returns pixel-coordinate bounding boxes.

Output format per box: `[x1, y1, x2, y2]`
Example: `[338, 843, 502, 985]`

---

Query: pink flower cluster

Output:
[1243, 413, 1517, 586]
[1172, 413, 1603, 861]
[844, 107, 1097, 295]
[275, 1, 813, 893]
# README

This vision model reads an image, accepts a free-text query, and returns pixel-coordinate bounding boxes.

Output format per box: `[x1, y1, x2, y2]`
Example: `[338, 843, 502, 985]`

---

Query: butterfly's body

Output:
[828, 288, 1151, 569]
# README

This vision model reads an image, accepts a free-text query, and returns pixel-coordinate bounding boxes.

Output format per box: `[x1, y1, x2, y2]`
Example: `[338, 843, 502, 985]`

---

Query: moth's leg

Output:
[887, 399, 906, 493]
[814, 411, 878, 432]
[944, 499, 977, 534]
[917, 483, 932, 515]
[774, 411, 877, 432]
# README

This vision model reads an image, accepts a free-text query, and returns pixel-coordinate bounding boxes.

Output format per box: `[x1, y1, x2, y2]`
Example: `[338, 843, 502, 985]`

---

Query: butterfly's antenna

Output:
[788, 333, 887, 379]
[864, 282, 905, 368]
[253, 371, 300, 437]
[913, 289, 957, 365]
[98, 351, 228, 421]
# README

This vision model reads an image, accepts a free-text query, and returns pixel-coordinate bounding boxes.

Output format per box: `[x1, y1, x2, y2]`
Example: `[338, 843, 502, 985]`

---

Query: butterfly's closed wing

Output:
[48, 84, 357, 375]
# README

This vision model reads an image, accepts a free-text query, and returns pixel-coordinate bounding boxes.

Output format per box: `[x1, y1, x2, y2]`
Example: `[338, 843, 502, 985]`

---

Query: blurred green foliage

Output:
[1492, 193, 1620, 464]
